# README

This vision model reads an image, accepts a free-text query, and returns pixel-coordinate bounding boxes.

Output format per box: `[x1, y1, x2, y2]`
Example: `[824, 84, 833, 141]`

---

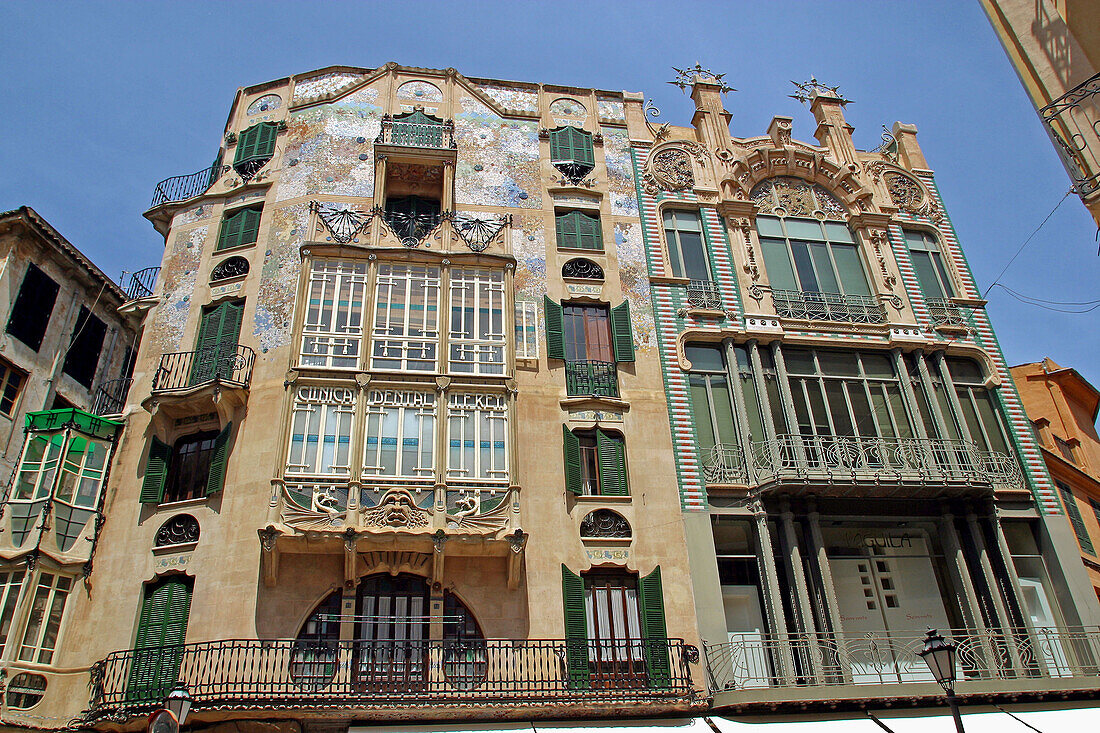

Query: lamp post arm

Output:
[865, 711, 899, 733]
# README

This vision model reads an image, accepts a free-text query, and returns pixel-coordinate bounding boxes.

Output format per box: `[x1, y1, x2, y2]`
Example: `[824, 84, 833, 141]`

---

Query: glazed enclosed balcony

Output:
[705, 626, 1100, 705]
[375, 109, 456, 150]
[565, 360, 619, 399]
[770, 289, 886, 324]
[87, 637, 697, 720]
[701, 436, 1022, 496]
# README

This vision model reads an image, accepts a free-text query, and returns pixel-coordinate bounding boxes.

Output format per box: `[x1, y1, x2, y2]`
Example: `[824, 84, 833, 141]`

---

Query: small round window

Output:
[7, 672, 46, 709]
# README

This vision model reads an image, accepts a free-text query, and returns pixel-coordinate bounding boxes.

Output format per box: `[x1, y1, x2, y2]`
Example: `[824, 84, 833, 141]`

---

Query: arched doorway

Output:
[293, 574, 486, 692]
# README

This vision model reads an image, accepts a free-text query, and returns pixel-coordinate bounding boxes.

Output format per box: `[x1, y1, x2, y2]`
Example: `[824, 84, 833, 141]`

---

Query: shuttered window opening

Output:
[549, 126, 595, 183]
[191, 300, 245, 385]
[560, 565, 670, 689]
[216, 206, 262, 251]
[126, 577, 193, 702]
[233, 122, 278, 179]
[141, 423, 232, 504]
[1057, 481, 1096, 556]
[0, 359, 27, 416]
[555, 210, 603, 251]
[563, 426, 628, 496]
[544, 299, 634, 363]
[62, 306, 107, 388]
[6, 264, 59, 352]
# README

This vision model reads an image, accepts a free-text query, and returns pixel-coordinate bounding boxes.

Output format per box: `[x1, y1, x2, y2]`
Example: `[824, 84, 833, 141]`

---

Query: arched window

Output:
[291, 574, 487, 690]
[751, 178, 871, 307]
[154, 514, 200, 547]
[562, 258, 604, 280]
[580, 509, 631, 538]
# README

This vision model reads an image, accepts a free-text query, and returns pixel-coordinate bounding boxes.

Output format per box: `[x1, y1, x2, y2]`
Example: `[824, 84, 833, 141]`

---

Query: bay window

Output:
[17, 572, 71, 664]
[448, 268, 505, 375]
[371, 264, 440, 372]
[287, 387, 355, 477]
[300, 259, 368, 369]
[447, 393, 508, 483]
[363, 390, 436, 478]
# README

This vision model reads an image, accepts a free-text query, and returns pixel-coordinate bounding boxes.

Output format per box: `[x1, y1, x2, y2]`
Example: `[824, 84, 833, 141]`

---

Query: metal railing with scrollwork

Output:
[149, 159, 221, 208]
[151, 344, 255, 392]
[92, 378, 133, 416]
[565, 360, 619, 399]
[745, 434, 1023, 492]
[375, 115, 456, 150]
[925, 297, 968, 328]
[1038, 71, 1100, 198]
[121, 267, 160, 301]
[86, 637, 697, 717]
[771, 289, 886, 324]
[701, 444, 747, 484]
[686, 280, 723, 310]
[704, 626, 1100, 692]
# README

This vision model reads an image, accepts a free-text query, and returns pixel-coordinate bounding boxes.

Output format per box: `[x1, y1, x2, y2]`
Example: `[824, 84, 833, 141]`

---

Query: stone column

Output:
[752, 500, 793, 681]
[780, 500, 821, 681]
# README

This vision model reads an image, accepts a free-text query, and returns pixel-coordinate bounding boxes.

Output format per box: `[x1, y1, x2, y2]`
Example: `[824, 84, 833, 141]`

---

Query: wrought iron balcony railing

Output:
[152, 344, 255, 393]
[92, 378, 132, 416]
[745, 434, 1022, 492]
[771, 289, 886, 324]
[121, 267, 160, 301]
[565, 360, 619, 399]
[704, 626, 1100, 692]
[87, 637, 697, 716]
[149, 159, 221, 209]
[375, 114, 456, 150]
[686, 280, 723, 310]
[701, 443, 747, 484]
[924, 297, 968, 328]
[1038, 71, 1100, 198]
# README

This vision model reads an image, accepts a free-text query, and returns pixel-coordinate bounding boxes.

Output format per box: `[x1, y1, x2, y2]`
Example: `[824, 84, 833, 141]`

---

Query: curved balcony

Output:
[152, 344, 254, 393]
[744, 434, 1023, 496]
[148, 161, 220, 209]
[701, 444, 748, 485]
[121, 267, 160, 302]
[375, 110, 456, 150]
[92, 377, 132, 416]
[771, 289, 886, 324]
[87, 637, 697, 719]
[925, 297, 969, 329]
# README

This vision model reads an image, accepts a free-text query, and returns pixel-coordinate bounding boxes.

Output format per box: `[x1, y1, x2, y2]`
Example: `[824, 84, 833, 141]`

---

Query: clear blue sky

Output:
[2, 1, 1097, 385]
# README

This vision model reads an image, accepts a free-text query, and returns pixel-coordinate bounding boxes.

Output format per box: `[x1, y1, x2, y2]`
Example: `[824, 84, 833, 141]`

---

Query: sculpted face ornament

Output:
[363, 489, 430, 529]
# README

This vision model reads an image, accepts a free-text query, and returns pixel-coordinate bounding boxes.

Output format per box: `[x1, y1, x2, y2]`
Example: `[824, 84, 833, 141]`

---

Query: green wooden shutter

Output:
[239, 208, 261, 247]
[191, 300, 244, 384]
[549, 128, 567, 163]
[555, 210, 577, 249]
[205, 421, 233, 496]
[234, 125, 258, 166]
[543, 296, 565, 360]
[577, 211, 602, 251]
[561, 564, 590, 690]
[139, 437, 171, 504]
[638, 566, 671, 688]
[596, 429, 628, 496]
[127, 578, 193, 702]
[217, 207, 261, 251]
[217, 209, 243, 251]
[610, 301, 635, 363]
[1057, 481, 1095, 555]
[573, 128, 594, 167]
[563, 425, 582, 495]
[256, 122, 278, 158]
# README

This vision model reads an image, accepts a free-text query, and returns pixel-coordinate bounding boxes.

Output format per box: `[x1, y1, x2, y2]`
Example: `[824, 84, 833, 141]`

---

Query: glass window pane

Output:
[973, 390, 1009, 453]
[679, 232, 710, 281]
[784, 218, 826, 240]
[869, 388, 893, 438]
[690, 377, 717, 453]
[674, 210, 702, 231]
[817, 350, 859, 377]
[685, 345, 725, 372]
[932, 254, 956, 298]
[848, 385, 877, 437]
[761, 238, 797, 291]
[911, 252, 946, 300]
[711, 377, 738, 446]
[886, 385, 914, 438]
[824, 222, 854, 243]
[755, 216, 783, 238]
[825, 381, 853, 435]
[740, 374, 765, 442]
[946, 358, 984, 384]
[860, 353, 894, 379]
[809, 242, 840, 293]
[783, 348, 816, 375]
[790, 242, 819, 291]
[831, 244, 869, 295]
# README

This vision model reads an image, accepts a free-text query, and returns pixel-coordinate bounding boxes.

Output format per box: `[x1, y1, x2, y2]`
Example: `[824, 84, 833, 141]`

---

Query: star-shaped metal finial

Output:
[789, 76, 852, 106]
[668, 63, 736, 94]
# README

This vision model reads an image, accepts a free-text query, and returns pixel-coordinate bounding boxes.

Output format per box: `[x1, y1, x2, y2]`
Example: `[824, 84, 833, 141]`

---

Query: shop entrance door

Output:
[829, 529, 953, 683]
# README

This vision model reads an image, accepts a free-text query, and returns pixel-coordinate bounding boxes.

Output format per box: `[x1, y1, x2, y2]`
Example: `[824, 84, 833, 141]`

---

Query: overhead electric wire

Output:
[982, 189, 1072, 299]
[991, 284, 1100, 314]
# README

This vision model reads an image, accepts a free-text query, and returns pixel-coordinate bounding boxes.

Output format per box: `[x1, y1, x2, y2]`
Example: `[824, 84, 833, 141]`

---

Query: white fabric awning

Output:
[710, 705, 1100, 732]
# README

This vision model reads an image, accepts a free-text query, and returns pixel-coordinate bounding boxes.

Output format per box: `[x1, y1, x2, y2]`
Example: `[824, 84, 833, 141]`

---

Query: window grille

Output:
[300, 259, 368, 369]
[287, 386, 356, 476]
[448, 268, 505, 375]
[363, 390, 436, 479]
[370, 264, 440, 372]
[446, 393, 508, 484]
[514, 301, 539, 360]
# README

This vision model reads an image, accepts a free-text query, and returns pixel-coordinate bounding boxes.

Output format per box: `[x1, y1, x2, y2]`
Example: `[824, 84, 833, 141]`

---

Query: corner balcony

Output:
[91, 377, 133, 417]
[86, 637, 698, 721]
[148, 161, 221, 209]
[565, 360, 619, 399]
[771, 289, 886, 324]
[925, 297, 969, 330]
[143, 344, 255, 419]
[701, 435, 1022, 497]
[705, 626, 1100, 707]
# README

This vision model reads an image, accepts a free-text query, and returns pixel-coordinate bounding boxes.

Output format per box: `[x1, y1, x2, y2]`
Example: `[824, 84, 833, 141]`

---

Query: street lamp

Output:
[165, 684, 193, 728]
[918, 628, 965, 733]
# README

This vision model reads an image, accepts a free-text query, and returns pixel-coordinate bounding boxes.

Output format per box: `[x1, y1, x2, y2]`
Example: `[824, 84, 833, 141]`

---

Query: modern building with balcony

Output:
[982, 0, 1100, 227]
[631, 68, 1100, 718]
[10, 64, 702, 728]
